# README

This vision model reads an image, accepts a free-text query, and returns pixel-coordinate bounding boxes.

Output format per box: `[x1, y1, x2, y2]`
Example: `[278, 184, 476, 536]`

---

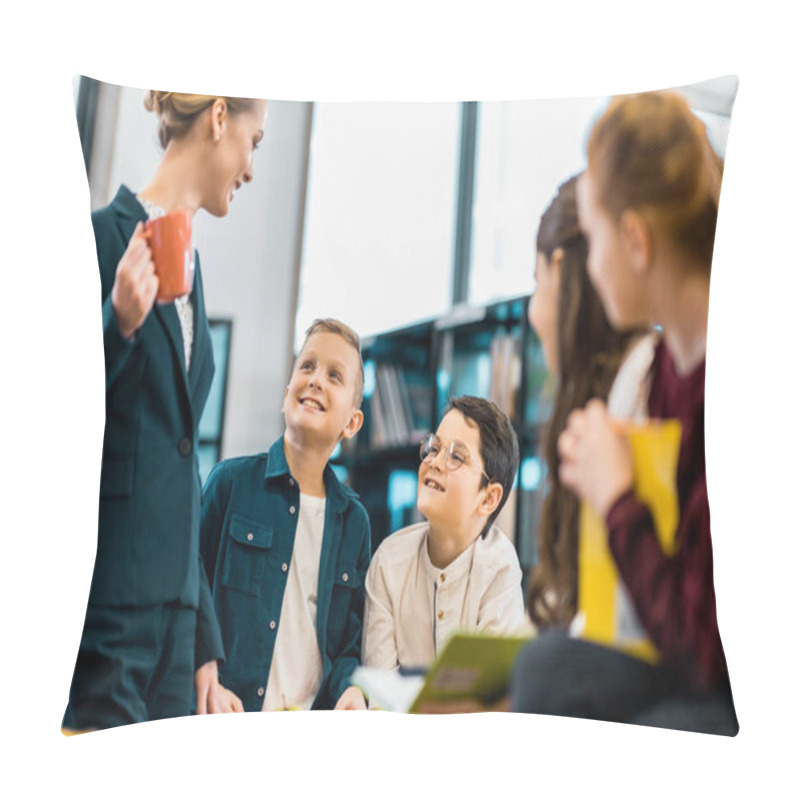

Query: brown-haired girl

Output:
[526, 174, 645, 630]
[63, 91, 267, 731]
[511, 91, 738, 735]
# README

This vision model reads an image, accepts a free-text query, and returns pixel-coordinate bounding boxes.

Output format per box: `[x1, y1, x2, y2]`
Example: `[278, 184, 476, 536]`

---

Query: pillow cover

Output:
[64, 75, 738, 735]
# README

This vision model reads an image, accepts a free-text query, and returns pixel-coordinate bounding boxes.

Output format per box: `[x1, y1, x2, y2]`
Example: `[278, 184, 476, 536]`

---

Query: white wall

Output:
[87, 85, 311, 457]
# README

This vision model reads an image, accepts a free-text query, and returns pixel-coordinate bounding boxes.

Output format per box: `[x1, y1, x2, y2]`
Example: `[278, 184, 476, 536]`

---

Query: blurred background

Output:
[73, 76, 736, 583]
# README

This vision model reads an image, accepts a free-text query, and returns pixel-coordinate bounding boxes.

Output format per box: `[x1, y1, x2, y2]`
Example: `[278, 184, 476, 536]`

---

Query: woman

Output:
[511, 91, 738, 735]
[63, 91, 268, 731]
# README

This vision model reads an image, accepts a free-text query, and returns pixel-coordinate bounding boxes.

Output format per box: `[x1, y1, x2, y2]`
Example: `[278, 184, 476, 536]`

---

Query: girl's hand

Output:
[110, 221, 159, 339]
[334, 686, 367, 710]
[558, 399, 634, 519]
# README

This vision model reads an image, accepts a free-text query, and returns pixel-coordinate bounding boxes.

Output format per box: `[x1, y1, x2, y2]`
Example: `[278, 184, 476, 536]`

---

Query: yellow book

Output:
[577, 420, 682, 663]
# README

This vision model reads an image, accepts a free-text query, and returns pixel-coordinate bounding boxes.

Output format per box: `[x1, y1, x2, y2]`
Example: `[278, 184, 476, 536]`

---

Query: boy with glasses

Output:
[362, 395, 528, 671]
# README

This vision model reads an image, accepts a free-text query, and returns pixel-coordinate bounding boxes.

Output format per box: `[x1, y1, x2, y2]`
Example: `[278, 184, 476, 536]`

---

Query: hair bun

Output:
[144, 90, 174, 117]
[143, 91, 259, 150]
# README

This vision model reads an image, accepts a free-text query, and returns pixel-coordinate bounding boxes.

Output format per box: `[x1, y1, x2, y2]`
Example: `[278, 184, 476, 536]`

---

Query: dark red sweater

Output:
[605, 341, 729, 691]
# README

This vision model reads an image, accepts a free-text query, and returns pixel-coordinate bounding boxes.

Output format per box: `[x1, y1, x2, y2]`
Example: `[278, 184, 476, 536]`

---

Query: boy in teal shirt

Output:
[197, 319, 370, 711]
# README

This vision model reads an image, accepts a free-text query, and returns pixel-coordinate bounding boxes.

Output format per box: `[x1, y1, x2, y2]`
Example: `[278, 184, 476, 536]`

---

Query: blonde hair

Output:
[301, 319, 365, 407]
[587, 91, 723, 270]
[144, 91, 261, 149]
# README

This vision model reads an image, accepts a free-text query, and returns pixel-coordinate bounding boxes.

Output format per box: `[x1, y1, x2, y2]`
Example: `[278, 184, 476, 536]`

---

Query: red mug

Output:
[143, 209, 194, 302]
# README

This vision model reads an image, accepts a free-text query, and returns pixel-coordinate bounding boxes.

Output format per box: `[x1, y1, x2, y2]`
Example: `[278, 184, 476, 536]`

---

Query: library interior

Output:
[68, 76, 737, 732]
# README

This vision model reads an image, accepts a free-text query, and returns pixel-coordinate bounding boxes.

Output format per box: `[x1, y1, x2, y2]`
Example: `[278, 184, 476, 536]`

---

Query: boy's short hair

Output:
[445, 395, 520, 537]
[302, 318, 365, 407]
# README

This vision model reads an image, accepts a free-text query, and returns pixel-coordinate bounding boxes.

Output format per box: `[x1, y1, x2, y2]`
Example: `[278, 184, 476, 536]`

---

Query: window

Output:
[296, 102, 461, 345]
[468, 96, 610, 306]
[298, 91, 731, 343]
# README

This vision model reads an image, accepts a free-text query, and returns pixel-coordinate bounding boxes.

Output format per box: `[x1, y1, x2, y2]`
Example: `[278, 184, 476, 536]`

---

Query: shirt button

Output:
[438, 610, 444, 620]
[247, 532, 254, 541]
[257, 687, 265, 698]
[177, 436, 192, 457]
[281, 563, 288, 573]
[342, 572, 349, 582]
[289, 505, 296, 515]
[288, 478, 295, 487]
[439, 574, 446, 583]
[269, 620, 276, 630]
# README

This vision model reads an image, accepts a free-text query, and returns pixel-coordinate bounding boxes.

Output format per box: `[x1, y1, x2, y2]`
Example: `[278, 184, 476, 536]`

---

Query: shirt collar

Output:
[137, 194, 167, 220]
[263, 436, 358, 512]
[421, 525, 477, 583]
[111, 184, 148, 222]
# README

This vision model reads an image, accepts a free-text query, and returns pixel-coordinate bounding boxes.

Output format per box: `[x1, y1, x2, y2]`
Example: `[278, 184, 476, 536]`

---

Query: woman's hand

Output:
[334, 686, 367, 710]
[558, 399, 634, 519]
[111, 221, 159, 339]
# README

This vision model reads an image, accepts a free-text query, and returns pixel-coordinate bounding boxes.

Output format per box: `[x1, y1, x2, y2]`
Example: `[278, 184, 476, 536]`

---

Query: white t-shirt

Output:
[362, 522, 530, 671]
[606, 332, 659, 420]
[263, 493, 326, 711]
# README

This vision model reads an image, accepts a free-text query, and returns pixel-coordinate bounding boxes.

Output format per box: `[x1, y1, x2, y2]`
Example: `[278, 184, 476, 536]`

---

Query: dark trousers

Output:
[509, 630, 738, 736]
[63, 602, 196, 731]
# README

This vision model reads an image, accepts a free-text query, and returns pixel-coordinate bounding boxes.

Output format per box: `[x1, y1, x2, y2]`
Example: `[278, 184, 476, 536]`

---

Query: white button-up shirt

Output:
[362, 522, 530, 671]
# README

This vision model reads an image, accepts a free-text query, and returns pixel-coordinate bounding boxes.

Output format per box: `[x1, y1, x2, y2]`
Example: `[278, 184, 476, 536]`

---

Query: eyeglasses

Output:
[419, 433, 492, 484]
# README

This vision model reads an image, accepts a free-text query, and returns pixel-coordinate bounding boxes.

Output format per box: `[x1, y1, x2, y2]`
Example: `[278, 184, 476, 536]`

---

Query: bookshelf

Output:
[334, 295, 551, 578]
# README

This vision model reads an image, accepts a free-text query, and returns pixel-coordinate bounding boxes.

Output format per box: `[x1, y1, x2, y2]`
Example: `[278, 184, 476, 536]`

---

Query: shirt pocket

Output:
[220, 513, 274, 596]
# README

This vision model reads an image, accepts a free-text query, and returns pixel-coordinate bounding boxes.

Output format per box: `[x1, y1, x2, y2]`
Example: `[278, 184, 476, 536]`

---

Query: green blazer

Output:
[88, 185, 222, 659]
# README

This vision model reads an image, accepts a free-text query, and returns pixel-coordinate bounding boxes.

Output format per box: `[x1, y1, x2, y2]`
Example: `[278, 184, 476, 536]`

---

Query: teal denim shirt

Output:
[199, 437, 371, 710]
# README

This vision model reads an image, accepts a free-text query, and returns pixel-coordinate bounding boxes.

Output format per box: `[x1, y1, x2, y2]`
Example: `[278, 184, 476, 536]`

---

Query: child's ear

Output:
[340, 408, 364, 441]
[479, 482, 503, 518]
[281, 385, 290, 415]
[620, 210, 652, 274]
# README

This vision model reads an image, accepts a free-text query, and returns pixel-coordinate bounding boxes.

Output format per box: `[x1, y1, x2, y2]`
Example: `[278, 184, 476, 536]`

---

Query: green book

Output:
[408, 631, 533, 713]
[351, 632, 534, 713]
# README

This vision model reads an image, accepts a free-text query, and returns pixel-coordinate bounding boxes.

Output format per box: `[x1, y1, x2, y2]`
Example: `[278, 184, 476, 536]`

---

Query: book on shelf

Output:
[387, 365, 408, 443]
[517, 477, 544, 568]
[369, 378, 388, 448]
[494, 485, 517, 544]
[393, 364, 416, 439]
[406, 376, 432, 441]
[375, 365, 397, 444]
[489, 333, 522, 419]
[380, 364, 403, 444]
[369, 362, 430, 448]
